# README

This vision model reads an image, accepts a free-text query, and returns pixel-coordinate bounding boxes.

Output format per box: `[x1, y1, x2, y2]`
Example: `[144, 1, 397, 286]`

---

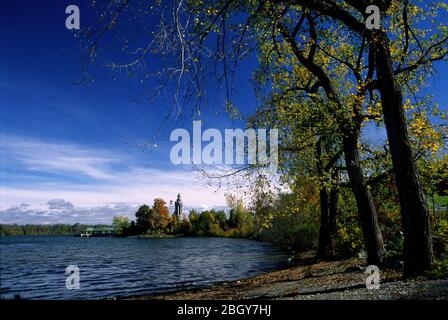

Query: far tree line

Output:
[0, 223, 107, 236]
[112, 196, 255, 238]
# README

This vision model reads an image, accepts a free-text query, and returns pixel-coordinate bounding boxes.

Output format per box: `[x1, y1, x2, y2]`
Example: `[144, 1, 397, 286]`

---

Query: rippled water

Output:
[0, 236, 288, 300]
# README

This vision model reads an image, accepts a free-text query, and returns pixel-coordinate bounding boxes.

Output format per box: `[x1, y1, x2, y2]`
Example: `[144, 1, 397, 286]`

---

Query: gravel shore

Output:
[130, 254, 448, 300]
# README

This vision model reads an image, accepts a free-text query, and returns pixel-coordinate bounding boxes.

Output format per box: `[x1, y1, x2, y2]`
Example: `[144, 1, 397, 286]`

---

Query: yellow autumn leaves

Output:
[404, 99, 443, 153]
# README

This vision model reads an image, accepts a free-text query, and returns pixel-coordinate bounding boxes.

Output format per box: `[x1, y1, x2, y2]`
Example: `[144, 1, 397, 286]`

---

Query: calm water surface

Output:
[0, 236, 288, 299]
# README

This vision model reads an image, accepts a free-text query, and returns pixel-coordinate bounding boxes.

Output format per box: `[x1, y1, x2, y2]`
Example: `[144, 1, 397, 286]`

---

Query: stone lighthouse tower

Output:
[174, 193, 183, 220]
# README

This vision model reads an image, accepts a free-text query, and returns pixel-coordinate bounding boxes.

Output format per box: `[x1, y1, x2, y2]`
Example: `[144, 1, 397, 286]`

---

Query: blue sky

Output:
[0, 0, 447, 224]
[0, 0, 259, 224]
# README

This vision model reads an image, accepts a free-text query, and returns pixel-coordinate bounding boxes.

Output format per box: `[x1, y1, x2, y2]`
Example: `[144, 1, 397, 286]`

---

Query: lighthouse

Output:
[174, 193, 183, 220]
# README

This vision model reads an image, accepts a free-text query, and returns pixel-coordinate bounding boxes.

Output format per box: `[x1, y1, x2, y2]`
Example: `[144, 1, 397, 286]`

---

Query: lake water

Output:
[0, 236, 288, 300]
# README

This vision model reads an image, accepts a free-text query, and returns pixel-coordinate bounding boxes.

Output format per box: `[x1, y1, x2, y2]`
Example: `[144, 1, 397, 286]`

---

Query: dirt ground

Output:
[130, 253, 448, 300]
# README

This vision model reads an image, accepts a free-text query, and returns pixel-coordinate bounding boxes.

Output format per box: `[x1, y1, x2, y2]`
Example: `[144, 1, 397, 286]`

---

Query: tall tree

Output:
[135, 204, 152, 233]
[153, 198, 170, 230]
[112, 216, 130, 235]
[289, 0, 447, 276]
[250, 8, 386, 264]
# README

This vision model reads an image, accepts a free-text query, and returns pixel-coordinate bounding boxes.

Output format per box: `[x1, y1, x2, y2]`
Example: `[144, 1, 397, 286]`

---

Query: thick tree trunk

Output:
[317, 184, 338, 260]
[328, 187, 338, 252]
[373, 33, 434, 276]
[317, 188, 330, 259]
[343, 132, 385, 265]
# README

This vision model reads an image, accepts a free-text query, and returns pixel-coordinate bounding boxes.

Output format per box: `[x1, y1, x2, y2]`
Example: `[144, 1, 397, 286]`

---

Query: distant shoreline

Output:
[0, 233, 257, 240]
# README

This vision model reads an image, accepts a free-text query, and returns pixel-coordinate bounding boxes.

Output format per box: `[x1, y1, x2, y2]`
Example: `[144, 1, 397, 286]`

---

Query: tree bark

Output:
[343, 132, 385, 265]
[328, 186, 338, 253]
[372, 32, 434, 276]
[317, 183, 338, 260]
[317, 188, 330, 259]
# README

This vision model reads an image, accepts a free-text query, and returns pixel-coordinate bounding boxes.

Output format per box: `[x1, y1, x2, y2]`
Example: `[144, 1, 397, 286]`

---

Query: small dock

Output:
[75, 226, 115, 237]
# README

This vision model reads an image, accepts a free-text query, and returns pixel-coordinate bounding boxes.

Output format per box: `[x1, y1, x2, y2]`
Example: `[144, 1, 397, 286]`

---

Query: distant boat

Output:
[74, 227, 115, 237]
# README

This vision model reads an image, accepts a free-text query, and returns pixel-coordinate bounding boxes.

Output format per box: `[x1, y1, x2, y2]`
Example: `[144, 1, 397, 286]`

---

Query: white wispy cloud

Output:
[0, 135, 232, 224]
[1, 136, 122, 180]
[0, 199, 229, 225]
[0, 200, 138, 225]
